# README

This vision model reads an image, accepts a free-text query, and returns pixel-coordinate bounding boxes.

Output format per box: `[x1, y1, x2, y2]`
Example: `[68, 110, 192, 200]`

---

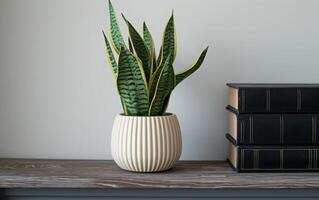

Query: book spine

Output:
[237, 147, 319, 172]
[235, 114, 319, 145]
[238, 88, 319, 113]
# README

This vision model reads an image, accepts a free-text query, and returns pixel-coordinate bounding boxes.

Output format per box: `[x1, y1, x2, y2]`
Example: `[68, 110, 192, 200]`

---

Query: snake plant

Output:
[103, 0, 208, 116]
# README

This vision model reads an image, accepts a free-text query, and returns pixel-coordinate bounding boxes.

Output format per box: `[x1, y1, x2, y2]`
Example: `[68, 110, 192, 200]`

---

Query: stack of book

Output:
[226, 83, 319, 172]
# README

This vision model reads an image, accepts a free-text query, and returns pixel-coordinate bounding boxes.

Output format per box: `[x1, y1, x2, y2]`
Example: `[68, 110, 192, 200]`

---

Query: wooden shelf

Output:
[1, 159, 319, 189]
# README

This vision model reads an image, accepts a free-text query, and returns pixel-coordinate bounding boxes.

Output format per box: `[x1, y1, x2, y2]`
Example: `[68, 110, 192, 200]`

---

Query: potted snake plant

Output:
[103, 0, 208, 172]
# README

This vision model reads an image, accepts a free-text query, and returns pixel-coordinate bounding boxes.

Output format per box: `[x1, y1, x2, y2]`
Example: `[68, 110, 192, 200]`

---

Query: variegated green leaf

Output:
[120, 97, 128, 115]
[159, 13, 176, 66]
[149, 55, 175, 116]
[117, 48, 149, 116]
[148, 52, 174, 103]
[143, 22, 156, 74]
[102, 30, 117, 75]
[103, 30, 128, 114]
[161, 93, 171, 114]
[156, 46, 162, 68]
[176, 47, 209, 85]
[108, 0, 125, 54]
[123, 16, 152, 82]
[128, 37, 134, 53]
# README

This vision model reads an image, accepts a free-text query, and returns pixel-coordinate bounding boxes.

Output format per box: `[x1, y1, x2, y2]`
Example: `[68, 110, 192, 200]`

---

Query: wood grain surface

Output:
[0, 159, 319, 189]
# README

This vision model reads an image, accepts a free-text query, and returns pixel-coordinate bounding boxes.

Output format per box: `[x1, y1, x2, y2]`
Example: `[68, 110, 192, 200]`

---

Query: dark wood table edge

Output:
[2, 188, 319, 198]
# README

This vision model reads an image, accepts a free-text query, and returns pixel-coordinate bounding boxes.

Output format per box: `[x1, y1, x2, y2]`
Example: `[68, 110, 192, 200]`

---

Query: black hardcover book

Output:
[227, 83, 319, 114]
[227, 137, 319, 172]
[227, 106, 319, 145]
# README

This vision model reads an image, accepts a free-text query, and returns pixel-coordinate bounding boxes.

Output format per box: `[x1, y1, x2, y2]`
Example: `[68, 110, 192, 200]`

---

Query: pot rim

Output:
[117, 112, 176, 118]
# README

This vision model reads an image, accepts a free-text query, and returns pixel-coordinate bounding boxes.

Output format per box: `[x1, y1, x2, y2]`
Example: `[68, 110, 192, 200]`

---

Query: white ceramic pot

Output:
[111, 113, 182, 172]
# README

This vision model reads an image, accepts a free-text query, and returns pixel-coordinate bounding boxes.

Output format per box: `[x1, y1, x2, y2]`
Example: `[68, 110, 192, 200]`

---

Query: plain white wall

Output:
[1, 0, 319, 160]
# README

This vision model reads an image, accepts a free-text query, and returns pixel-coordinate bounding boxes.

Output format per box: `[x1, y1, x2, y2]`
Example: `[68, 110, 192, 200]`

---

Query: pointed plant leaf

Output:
[149, 56, 175, 116]
[108, 0, 126, 54]
[123, 16, 152, 82]
[103, 30, 118, 75]
[156, 46, 162, 67]
[149, 51, 174, 102]
[143, 23, 155, 53]
[159, 13, 176, 67]
[128, 37, 134, 53]
[175, 47, 209, 85]
[161, 93, 171, 114]
[143, 22, 156, 74]
[120, 97, 128, 115]
[117, 48, 149, 116]
[103, 31, 128, 114]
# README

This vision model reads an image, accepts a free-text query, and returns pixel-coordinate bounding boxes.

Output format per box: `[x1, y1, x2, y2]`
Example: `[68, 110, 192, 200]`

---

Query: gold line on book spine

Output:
[316, 149, 318, 169]
[280, 149, 283, 169]
[311, 117, 314, 143]
[309, 150, 312, 169]
[312, 149, 315, 169]
[256, 150, 258, 169]
[252, 116, 254, 143]
[300, 89, 302, 110]
[314, 150, 316, 169]
[242, 89, 245, 112]
[311, 117, 315, 143]
[240, 122, 242, 143]
[240, 121, 245, 143]
[280, 116, 284, 144]
[282, 116, 285, 143]
[269, 89, 271, 111]
[314, 150, 315, 169]
[266, 89, 270, 112]
[311, 149, 316, 168]
[317, 150, 318, 169]
[315, 117, 317, 144]
[309, 150, 311, 169]
[297, 88, 302, 111]
[312, 149, 317, 169]
[299, 89, 302, 111]
[279, 117, 282, 144]
[255, 150, 257, 169]
[249, 117, 252, 144]
[241, 149, 244, 169]
[296, 88, 299, 111]
[257, 149, 259, 169]
[296, 89, 298, 111]
[315, 150, 317, 169]
[253, 150, 257, 169]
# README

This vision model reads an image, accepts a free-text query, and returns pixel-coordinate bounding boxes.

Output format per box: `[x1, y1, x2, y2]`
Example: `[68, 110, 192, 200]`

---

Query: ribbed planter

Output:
[111, 113, 182, 172]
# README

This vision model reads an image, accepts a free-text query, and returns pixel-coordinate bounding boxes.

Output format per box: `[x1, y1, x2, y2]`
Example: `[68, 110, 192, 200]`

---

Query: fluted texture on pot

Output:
[111, 114, 182, 172]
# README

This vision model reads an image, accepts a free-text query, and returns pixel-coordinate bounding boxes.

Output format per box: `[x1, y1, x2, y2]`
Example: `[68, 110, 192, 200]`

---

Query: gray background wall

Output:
[0, 0, 318, 160]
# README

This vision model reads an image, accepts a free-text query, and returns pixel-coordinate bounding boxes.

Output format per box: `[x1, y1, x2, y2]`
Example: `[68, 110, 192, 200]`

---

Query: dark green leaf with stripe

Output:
[120, 97, 128, 115]
[161, 93, 171, 114]
[103, 31, 128, 114]
[176, 47, 209, 85]
[128, 37, 134, 53]
[149, 55, 175, 115]
[143, 22, 156, 74]
[149, 51, 173, 103]
[156, 46, 162, 71]
[102, 31, 118, 75]
[123, 16, 152, 83]
[161, 13, 176, 65]
[108, 0, 125, 54]
[117, 48, 149, 116]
